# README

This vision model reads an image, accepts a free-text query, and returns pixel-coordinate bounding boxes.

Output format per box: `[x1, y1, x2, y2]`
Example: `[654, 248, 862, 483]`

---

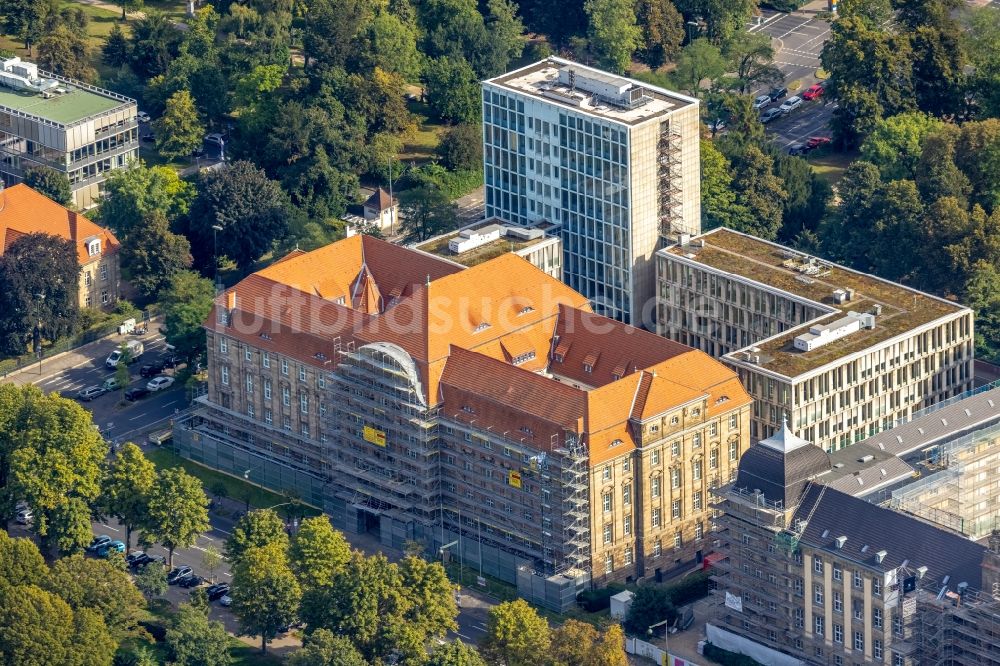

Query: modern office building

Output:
[174, 234, 752, 609]
[0, 57, 138, 209]
[413, 217, 563, 279]
[0, 183, 120, 308]
[482, 57, 701, 326]
[656, 228, 974, 451]
[709, 423, 995, 666]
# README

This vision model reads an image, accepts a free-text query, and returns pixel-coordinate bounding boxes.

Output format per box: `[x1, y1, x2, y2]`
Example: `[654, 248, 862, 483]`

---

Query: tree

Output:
[23, 167, 72, 206]
[45, 554, 144, 638]
[818, 161, 883, 267]
[424, 57, 482, 124]
[427, 640, 488, 666]
[37, 24, 95, 81]
[549, 619, 599, 666]
[154, 90, 205, 160]
[584, 0, 642, 74]
[398, 555, 459, 644]
[230, 543, 301, 654]
[860, 112, 944, 181]
[166, 602, 233, 666]
[301, 0, 371, 81]
[121, 211, 193, 300]
[111, 0, 142, 20]
[201, 546, 224, 584]
[400, 185, 459, 242]
[3, 387, 105, 554]
[914, 125, 970, 206]
[286, 628, 368, 666]
[776, 154, 831, 242]
[438, 124, 484, 172]
[160, 270, 215, 362]
[288, 516, 351, 592]
[98, 161, 194, 241]
[624, 586, 674, 636]
[101, 23, 130, 67]
[134, 562, 168, 601]
[185, 161, 289, 272]
[225, 509, 289, 565]
[868, 179, 925, 282]
[129, 12, 183, 77]
[838, 0, 891, 27]
[635, 0, 683, 69]
[70, 607, 116, 666]
[965, 260, 1000, 360]
[592, 624, 628, 666]
[909, 24, 966, 118]
[670, 39, 726, 96]
[114, 342, 130, 403]
[479, 599, 551, 666]
[351, 11, 422, 80]
[144, 467, 210, 569]
[727, 145, 787, 241]
[2, 0, 47, 54]
[0, 531, 47, 587]
[725, 32, 782, 94]
[0, 233, 80, 356]
[700, 139, 745, 232]
[968, 8, 1000, 119]
[0, 584, 75, 666]
[100, 443, 156, 551]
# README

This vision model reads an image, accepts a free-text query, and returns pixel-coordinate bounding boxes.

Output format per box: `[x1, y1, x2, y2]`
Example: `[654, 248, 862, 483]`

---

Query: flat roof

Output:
[485, 57, 695, 126]
[0, 84, 129, 126]
[663, 228, 968, 378]
[414, 219, 556, 268]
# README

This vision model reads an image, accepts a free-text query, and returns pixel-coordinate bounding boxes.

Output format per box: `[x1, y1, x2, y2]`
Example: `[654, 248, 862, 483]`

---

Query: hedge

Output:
[703, 642, 765, 666]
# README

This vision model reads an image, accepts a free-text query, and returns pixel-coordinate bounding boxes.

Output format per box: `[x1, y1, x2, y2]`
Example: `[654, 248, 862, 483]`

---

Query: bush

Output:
[667, 571, 710, 607]
[703, 642, 765, 666]
[402, 163, 483, 199]
[760, 0, 806, 10]
[577, 582, 627, 612]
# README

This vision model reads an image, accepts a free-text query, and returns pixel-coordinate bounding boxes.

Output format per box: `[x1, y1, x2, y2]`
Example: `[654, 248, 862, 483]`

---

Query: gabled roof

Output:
[0, 184, 119, 264]
[364, 187, 395, 212]
[794, 484, 985, 589]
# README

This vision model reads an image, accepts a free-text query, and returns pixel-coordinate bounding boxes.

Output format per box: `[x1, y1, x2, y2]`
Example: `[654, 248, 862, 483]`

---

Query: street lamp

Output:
[212, 224, 223, 292]
[686, 20, 699, 44]
[648, 619, 671, 653]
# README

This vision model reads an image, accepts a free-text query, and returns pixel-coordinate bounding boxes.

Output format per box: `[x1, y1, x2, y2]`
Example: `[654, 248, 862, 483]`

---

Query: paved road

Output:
[747, 2, 837, 151]
[3, 325, 188, 444]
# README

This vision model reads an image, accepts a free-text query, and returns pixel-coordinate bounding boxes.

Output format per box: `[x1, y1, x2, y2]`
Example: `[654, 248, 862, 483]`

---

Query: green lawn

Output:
[144, 447, 321, 521]
[142, 0, 190, 21]
[809, 149, 858, 188]
[64, 1, 122, 38]
[400, 98, 446, 165]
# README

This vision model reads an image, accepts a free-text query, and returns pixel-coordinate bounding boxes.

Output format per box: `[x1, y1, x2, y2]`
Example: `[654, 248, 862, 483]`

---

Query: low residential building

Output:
[0, 183, 120, 308]
[656, 228, 974, 451]
[413, 217, 563, 279]
[710, 422, 992, 666]
[0, 57, 137, 209]
[174, 234, 752, 609]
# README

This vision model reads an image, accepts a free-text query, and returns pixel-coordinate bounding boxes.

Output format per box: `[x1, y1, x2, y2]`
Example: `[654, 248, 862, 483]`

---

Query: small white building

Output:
[610, 590, 634, 620]
[448, 224, 503, 253]
[363, 188, 397, 232]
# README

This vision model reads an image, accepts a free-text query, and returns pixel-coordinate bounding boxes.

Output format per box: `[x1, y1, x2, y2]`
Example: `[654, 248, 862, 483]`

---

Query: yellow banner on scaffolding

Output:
[363, 426, 386, 447]
[508, 470, 522, 488]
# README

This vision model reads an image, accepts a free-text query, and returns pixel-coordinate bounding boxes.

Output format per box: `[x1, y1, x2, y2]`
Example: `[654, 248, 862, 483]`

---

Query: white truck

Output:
[106, 340, 143, 369]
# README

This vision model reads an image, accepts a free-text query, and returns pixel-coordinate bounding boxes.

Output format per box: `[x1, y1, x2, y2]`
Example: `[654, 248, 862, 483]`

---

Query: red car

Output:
[802, 83, 824, 100]
[805, 136, 831, 149]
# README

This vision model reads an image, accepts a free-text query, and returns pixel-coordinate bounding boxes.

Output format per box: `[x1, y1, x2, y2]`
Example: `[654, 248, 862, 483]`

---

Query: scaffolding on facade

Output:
[657, 121, 684, 239]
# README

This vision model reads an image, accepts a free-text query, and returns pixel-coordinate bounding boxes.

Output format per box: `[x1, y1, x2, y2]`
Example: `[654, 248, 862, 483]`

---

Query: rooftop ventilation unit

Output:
[835, 536, 847, 549]
[858, 454, 875, 464]
[875, 550, 887, 564]
[793, 311, 876, 352]
[557, 66, 648, 109]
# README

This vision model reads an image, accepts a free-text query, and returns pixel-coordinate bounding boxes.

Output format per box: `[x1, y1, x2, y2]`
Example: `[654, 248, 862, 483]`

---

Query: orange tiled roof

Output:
[0, 184, 119, 264]
[207, 235, 748, 467]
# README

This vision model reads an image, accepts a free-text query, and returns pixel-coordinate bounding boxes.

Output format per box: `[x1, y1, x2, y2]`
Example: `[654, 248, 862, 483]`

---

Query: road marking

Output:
[128, 412, 152, 421]
[777, 19, 812, 40]
[222, 571, 232, 577]
[748, 12, 784, 33]
[100, 524, 121, 532]
[457, 633, 472, 640]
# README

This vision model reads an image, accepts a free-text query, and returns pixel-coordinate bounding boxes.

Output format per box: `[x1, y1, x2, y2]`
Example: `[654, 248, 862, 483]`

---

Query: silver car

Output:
[77, 385, 106, 401]
[779, 96, 803, 114]
[760, 107, 783, 124]
[753, 94, 771, 110]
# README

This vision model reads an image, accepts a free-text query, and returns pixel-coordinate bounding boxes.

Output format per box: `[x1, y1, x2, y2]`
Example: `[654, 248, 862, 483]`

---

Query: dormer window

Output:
[670, 415, 679, 426]
[553, 353, 564, 363]
[521, 426, 533, 436]
[512, 351, 536, 366]
[473, 322, 491, 333]
[609, 439, 623, 448]
[87, 239, 101, 256]
[462, 405, 475, 414]
[518, 306, 534, 315]
[692, 407, 701, 417]
[583, 363, 593, 373]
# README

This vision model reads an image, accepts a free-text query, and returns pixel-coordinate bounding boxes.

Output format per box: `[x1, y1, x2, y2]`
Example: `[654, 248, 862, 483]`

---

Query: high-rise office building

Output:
[175, 234, 751, 610]
[0, 58, 137, 209]
[482, 57, 701, 326]
[656, 228, 974, 451]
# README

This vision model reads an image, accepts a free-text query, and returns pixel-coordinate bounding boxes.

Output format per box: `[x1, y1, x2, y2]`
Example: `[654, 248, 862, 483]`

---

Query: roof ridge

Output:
[628, 371, 653, 421]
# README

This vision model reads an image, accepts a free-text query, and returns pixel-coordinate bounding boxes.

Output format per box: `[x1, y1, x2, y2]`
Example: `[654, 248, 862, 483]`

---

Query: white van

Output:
[106, 340, 144, 369]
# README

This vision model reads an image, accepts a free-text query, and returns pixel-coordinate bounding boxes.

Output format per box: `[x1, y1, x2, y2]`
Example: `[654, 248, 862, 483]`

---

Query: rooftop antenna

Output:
[426, 274, 431, 286]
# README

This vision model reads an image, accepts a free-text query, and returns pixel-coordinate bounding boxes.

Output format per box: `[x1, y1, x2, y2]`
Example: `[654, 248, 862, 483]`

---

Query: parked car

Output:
[752, 94, 771, 110]
[147, 376, 175, 392]
[106, 340, 143, 369]
[141, 132, 155, 143]
[137, 111, 151, 123]
[788, 142, 808, 155]
[802, 83, 824, 100]
[769, 86, 789, 102]
[140, 361, 165, 377]
[125, 386, 150, 401]
[86, 535, 112, 553]
[77, 385, 106, 401]
[140, 555, 167, 569]
[167, 565, 193, 584]
[180, 575, 205, 589]
[206, 583, 230, 601]
[96, 540, 125, 557]
[219, 595, 232, 607]
[204, 133, 225, 147]
[760, 107, 783, 124]
[125, 551, 150, 568]
[16, 508, 33, 525]
[102, 376, 123, 392]
[806, 136, 832, 149]
[708, 118, 726, 133]
[779, 96, 803, 114]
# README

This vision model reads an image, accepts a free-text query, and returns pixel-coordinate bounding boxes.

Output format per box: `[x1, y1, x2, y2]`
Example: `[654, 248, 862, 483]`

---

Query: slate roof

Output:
[794, 484, 986, 589]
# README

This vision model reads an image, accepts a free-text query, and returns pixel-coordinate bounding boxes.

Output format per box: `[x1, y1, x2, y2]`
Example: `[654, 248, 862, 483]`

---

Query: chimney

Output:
[226, 289, 237, 311]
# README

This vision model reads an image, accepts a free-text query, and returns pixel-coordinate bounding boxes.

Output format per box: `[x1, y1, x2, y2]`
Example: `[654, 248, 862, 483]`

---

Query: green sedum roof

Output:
[0, 85, 128, 126]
